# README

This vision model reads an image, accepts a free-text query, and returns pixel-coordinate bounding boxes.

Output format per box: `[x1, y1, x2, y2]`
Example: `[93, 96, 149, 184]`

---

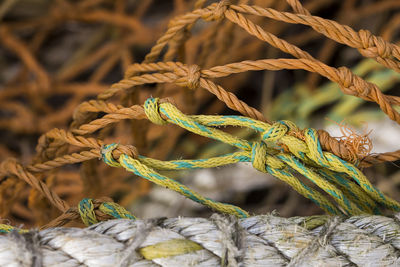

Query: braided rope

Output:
[60, 97, 394, 218]
[142, 98, 399, 214]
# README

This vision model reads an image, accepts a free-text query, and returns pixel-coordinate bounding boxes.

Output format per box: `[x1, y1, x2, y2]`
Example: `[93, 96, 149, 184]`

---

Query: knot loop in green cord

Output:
[144, 97, 167, 125]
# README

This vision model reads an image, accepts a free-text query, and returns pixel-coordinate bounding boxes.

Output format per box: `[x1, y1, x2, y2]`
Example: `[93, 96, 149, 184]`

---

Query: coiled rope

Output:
[2, 213, 400, 266]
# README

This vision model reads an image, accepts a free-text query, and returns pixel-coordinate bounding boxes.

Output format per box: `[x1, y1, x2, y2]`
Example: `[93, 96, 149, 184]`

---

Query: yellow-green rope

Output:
[100, 97, 400, 218]
[78, 198, 136, 226]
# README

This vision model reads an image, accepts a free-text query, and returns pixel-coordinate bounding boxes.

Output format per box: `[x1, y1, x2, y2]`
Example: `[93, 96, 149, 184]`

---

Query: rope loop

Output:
[304, 128, 330, 168]
[101, 143, 121, 167]
[251, 142, 267, 172]
[251, 142, 285, 172]
[144, 97, 168, 125]
[202, 0, 230, 21]
[78, 198, 97, 226]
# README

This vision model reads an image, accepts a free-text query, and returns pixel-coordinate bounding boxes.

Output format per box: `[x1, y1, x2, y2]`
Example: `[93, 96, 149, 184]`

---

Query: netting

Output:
[1, 0, 400, 231]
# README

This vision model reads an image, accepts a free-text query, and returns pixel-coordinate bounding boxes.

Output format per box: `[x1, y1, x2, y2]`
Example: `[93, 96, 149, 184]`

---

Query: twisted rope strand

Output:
[97, 60, 400, 164]
[230, 4, 400, 72]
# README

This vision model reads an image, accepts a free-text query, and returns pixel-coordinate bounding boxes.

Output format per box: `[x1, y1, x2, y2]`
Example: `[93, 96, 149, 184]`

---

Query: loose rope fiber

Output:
[2, 213, 400, 266]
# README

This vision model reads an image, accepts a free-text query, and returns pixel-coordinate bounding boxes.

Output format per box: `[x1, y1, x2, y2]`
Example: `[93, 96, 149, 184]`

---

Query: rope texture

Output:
[2, 214, 400, 266]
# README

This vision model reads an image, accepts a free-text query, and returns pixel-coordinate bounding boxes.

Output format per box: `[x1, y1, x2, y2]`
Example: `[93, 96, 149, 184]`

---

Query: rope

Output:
[2, 0, 400, 231]
[39, 97, 388, 218]
[109, 59, 400, 165]
[137, 98, 398, 215]
[0, 198, 135, 232]
[1, 213, 400, 266]
[78, 198, 135, 226]
[7, 96, 398, 223]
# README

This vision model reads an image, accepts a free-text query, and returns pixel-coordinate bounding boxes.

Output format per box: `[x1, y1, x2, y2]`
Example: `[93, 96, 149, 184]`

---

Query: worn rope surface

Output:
[2, 213, 400, 266]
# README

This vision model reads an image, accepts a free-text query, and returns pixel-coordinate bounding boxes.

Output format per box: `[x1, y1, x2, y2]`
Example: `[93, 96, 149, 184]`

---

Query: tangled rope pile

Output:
[1, 0, 400, 251]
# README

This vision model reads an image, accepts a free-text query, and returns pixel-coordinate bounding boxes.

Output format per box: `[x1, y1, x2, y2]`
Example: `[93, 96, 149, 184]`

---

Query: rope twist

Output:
[202, 0, 230, 21]
[358, 29, 393, 59]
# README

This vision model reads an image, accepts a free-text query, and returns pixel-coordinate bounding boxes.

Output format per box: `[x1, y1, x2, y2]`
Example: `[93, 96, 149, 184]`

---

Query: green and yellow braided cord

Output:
[78, 198, 136, 226]
[99, 97, 400, 218]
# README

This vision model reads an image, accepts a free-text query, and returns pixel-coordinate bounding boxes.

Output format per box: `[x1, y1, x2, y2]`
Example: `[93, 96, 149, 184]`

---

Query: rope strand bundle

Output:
[2, 213, 400, 266]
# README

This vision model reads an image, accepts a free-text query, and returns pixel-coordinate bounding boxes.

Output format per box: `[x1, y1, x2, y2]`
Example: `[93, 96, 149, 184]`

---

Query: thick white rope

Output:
[2, 213, 400, 266]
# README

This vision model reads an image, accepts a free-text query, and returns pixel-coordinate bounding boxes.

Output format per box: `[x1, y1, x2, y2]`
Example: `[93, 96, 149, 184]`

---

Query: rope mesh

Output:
[0, 0, 400, 231]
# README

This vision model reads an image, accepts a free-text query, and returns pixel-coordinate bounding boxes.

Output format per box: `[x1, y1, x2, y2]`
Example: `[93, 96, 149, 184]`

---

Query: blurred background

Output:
[1, 0, 400, 227]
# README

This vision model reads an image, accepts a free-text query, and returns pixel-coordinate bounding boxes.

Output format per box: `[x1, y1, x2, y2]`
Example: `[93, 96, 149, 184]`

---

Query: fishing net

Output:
[1, 0, 400, 230]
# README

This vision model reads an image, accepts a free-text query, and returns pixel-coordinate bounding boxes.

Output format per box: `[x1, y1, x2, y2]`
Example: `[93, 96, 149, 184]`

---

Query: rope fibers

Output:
[2, 213, 400, 266]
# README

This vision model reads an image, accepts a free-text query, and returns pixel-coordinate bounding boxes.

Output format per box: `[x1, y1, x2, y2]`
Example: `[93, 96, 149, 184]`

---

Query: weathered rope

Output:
[128, 0, 400, 165]
[18, 97, 399, 219]
[137, 98, 398, 215]
[2, 213, 400, 266]
[77, 198, 135, 226]
[107, 58, 400, 165]
[2, 0, 400, 231]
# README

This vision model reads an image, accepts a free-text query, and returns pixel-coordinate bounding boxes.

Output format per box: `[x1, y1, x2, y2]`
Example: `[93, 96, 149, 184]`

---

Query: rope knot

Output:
[337, 67, 371, 97]
[358, 29, 392, 59]
[251, 142, 285, 172]
[174, 64, 201, 90]
[144, 97, 167, 125]
[78, 197, 135, 226]
[261, 121, 288, 143]
[186, 64, 201, 90]
[202, 0, 230, 21]
[101, 143, 138, 167]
